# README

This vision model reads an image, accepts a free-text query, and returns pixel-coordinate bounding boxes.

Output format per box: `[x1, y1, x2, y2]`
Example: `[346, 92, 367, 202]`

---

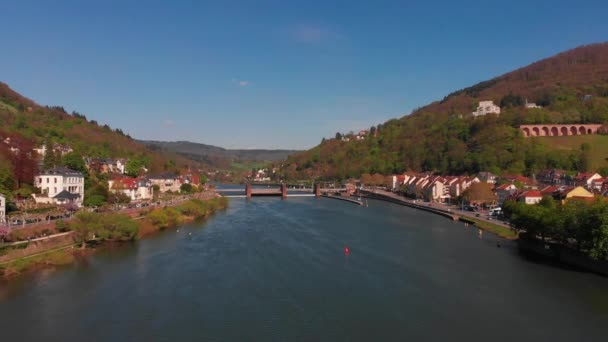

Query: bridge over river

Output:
[217, 184, 354, 201]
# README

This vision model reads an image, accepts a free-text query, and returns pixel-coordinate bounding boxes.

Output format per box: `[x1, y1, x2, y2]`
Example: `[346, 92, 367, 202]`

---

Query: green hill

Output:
[280, 43, 608, 180]
[0, 82, 197, 196]
[140, 140, 300, 169]
[535, 135, 608, 171]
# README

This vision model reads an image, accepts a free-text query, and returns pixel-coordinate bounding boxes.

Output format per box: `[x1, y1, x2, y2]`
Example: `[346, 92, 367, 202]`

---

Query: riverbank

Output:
[360, 190, 518, 239]
[0, 196, 229, 280]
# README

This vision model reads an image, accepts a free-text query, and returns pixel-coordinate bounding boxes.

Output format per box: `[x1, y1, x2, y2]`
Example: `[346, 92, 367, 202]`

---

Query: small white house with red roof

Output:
[572, 172, 602, 189]
[516, 190, 543, 205]
[108, 177, 154, 201]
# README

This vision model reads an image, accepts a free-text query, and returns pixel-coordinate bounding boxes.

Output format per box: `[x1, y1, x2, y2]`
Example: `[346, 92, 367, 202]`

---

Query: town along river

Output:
[0, 197, 607, 341]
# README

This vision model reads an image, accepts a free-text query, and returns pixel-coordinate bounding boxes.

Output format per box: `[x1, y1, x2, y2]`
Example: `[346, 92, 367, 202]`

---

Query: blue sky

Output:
[1, 1, 607, 149]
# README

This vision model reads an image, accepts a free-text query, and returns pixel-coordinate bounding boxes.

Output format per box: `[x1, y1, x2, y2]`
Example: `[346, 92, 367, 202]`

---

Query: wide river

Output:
[1, 196, 607, 341]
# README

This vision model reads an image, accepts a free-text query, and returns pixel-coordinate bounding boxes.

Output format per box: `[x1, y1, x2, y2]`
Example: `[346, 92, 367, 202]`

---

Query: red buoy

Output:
[344, 246, 350, 254]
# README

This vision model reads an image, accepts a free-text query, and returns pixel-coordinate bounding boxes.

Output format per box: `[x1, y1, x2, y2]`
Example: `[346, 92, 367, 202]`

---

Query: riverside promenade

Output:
[359, 188, 513, 234]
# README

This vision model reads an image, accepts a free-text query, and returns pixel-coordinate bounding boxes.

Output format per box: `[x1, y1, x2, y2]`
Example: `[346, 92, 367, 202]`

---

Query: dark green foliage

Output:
[62, 152, 87, 174]
[180, 183, 194, 194]
[500, 92, 525, 108]
[125, 155, 150, 177]
[504, 198, 608, 260]
[69, 212, 139, 246]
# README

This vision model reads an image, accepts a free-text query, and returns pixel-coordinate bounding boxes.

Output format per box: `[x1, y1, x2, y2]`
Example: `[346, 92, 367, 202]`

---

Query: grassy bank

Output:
[0, 197, 229, 279]
[0, 246, 77, 278]
[461, 217, 518, 239]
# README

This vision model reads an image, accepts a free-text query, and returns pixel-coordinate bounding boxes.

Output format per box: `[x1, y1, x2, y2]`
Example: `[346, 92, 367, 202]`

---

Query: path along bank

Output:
[0, 195, 228, 280]
[359, 189, 517, 239]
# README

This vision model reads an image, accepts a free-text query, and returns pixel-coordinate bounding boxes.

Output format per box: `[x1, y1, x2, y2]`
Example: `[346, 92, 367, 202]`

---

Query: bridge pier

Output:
[281, 183, 287, 199]
[246, 183, 252, 199]
[314, 183, 321, 197]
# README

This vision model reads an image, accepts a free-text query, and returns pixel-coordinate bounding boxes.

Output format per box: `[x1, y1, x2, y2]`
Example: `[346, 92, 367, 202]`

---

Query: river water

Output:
[1, 197, 607, 341]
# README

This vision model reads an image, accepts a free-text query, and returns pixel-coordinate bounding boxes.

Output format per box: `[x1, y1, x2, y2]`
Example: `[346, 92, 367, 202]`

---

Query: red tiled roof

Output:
[541, 185, 561, 194]
[519, 190, 542, 198]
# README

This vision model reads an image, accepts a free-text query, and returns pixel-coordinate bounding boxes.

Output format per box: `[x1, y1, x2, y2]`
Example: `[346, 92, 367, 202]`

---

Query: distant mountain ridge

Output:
[140, 140, 300, 167]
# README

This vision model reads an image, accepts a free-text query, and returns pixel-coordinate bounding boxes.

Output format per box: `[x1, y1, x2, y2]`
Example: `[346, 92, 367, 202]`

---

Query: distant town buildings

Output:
[149, 173, 182, 193]
[33, 167, 85, 207]
[33, 143, 74, 157]
[108, 177, 154, 201]
[472, 100, 501, 117]
[84, 158, 128, 174]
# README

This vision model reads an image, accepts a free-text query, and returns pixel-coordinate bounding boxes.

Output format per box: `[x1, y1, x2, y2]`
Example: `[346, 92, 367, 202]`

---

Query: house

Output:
[355, 130, 368, 140]
[537, 169, 568, 185]
[540, 185, 563, 198]
[253, 169, 271, 182]
[33, 143, 73, 158]
[390, 175, 409, 191]
[516, 190, 543, 205]
[449, 176, 480, 199]
[590, 177, 606, 192]
[149, 173, 182, 193]
[501, 175, 537, 189]
[181, 173, 201, 186]
[0, 193, 6, 224]
[84, 158, 129, 174]
[554, 186, 595, 204]
[472, 101, 501, 117]
[571, 172, 602, 188]
[495, 183, 518, 204]
[108, 177, 154, 201]
[33, 167, 85, 207]
[478, 172, 498, 184]
[524, 99, 542, 109]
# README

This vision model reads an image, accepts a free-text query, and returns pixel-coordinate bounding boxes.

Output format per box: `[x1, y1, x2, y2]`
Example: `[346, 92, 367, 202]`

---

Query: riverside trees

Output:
[504, 197, 608, 260]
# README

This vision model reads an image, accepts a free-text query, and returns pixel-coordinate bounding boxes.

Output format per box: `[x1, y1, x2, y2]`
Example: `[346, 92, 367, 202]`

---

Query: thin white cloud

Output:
[232, 78, 250, 87]
[163, 119, 175, 127]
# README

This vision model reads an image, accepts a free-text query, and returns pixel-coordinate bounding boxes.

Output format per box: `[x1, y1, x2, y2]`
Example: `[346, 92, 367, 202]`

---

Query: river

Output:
[1, 197, 607, 341]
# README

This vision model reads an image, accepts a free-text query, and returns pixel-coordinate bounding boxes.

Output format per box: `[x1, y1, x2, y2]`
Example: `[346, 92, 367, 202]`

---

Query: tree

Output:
[42, 142, 60, 170]
[70, 212, 98, 248]
[335, 132, 342, 140]
[62, 152, 87, 174]
[125, 156, 149, 177]
[360, 173, 372, 185]
[462, 182, 497, 206]
[180, 183, 193, 194]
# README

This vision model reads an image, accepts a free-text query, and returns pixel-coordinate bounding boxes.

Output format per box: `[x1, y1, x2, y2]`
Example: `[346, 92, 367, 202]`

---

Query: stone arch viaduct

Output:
[519, 124, 602, 137]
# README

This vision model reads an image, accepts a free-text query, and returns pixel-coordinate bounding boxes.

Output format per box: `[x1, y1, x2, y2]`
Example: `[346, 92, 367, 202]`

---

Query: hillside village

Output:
[0, 136, 206, 227]
[381, 169, 600, 209]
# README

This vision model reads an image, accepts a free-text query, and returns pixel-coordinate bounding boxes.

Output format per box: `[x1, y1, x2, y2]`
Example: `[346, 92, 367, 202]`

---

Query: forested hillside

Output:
[141, 140, 299, 169]
[281, 43, 608, 180]
[0, 82, 196, 196]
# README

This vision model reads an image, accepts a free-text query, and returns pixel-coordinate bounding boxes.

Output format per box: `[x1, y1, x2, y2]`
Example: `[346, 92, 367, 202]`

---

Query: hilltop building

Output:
[472, 101, 501, 117]
[524, 99, 542, 109]
[33, 167, 85, 207]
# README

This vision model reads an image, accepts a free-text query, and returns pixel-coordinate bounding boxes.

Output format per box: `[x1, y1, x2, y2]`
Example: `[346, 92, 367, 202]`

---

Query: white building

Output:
[472, 101, 501, 117]
[33, 167, 85, 207]
[108, 177, 154, 201]
[0, 193, 6, 224]
[524, 99, 542, 109]
[149, 173, 182, 193]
